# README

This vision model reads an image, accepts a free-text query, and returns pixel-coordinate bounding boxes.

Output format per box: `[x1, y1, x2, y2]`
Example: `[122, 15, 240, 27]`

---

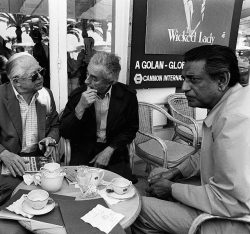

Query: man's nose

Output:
[181, 80, 190, 92]
[85, 77, 90, 85]
[37, 72, 43, 79]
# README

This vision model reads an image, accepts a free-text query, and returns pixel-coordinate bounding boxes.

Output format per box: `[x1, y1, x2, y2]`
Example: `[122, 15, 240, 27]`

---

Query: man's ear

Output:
[218, 71, 230, 91]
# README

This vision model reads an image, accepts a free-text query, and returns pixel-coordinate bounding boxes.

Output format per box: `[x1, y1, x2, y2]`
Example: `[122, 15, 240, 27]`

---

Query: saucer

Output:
[106, 186, 135, 200]
[22, 197, 55, 215]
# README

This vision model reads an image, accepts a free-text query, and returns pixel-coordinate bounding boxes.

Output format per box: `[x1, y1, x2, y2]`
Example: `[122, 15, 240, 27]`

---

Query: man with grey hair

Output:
[60, 51, 139, 182]
[131, 45, 250, 233]
[0, 52, 59, 206]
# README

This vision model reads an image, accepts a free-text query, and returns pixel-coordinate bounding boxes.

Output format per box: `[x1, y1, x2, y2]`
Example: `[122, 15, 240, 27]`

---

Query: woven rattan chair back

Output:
[167, 93, 196, 125]
[167, 93, 201, 149]
[133, 102, 198, 171]
[135, 103, 154, 146]
[138, 103, 153, 138]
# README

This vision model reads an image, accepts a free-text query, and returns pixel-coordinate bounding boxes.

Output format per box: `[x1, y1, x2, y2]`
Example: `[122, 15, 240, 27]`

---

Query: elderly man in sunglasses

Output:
[0, 52, 59, 206]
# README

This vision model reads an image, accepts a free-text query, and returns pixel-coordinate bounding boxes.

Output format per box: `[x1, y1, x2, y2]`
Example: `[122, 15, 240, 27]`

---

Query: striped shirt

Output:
[12, 86, 39, 153]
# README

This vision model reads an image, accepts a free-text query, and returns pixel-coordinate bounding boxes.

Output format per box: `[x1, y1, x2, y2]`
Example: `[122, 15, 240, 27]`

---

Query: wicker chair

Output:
[188, 213, 250, 234]
[167, 93, 203, 149]
[58, 109, 71, 165]
[133, 102, 198, 173]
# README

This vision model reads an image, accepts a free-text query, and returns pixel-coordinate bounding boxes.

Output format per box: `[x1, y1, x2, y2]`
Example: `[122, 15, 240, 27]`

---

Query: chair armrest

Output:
[64, 138, 71, 166]
[188, 213, 250, 234]
[59, 137, 71, 166]
[157, 105, 199, 149]
[136, 129, 168, 168]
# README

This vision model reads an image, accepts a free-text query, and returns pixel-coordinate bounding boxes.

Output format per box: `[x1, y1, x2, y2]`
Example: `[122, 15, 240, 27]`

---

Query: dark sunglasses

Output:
[29, 67, 46, 82]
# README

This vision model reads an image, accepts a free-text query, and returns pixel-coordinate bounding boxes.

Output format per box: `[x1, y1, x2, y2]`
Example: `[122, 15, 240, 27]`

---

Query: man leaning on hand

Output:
[60, 51, 139, 183]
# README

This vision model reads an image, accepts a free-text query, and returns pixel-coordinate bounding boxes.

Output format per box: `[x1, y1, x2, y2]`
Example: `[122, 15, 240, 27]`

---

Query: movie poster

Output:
[145, 0, 235, 55]
[129, 0, 242, 89]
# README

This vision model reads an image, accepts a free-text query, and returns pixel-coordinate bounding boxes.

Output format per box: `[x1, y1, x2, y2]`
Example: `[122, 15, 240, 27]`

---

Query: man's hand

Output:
[39, 137, 56, 157]
[78, 88, 97, 109]
[0, 150, 26, 177]
[148, 168, 182, 186]
[75, 88, 97, 119]
[89, 146, 114, 168]
[146, 177, 174, 200]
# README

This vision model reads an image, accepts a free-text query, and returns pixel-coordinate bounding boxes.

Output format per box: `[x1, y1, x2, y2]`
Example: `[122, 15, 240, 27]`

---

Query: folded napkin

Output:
[81, 204, 124, 234]
[6, 194, 33, 219]
[97, 188, 124, 205]
[23, 173, 40, 186]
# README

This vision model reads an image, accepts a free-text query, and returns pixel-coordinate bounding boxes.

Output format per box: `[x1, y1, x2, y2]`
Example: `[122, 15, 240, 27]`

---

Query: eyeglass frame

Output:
[13, 67, 46, 82]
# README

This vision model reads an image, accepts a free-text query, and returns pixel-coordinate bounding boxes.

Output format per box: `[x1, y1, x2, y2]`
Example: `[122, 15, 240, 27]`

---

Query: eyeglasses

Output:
[28, 67, 46, 82]
[15, 67, 46, 82]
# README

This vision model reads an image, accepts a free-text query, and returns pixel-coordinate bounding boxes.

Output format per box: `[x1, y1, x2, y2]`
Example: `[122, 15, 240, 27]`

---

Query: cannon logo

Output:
[134, 74, 142, 84]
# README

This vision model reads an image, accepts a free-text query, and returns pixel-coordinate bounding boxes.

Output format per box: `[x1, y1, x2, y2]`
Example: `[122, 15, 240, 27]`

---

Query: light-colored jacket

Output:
[173, 83, 250, 217]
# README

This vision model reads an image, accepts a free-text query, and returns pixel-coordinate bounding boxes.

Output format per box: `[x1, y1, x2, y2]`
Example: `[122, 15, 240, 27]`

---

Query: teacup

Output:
[111, 178, 132, 195]
[40, 162, 60, 173]
[24, 189, 49, 210]
[88, 168, 104, 186]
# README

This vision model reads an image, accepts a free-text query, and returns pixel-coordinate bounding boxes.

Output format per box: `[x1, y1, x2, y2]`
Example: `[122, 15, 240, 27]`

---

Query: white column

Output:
[48, 0, 68, 113]
[114, 0, 131, 84]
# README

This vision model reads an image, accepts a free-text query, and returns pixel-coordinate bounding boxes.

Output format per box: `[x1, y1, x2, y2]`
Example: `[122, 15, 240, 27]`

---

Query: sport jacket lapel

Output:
[106, 84, 124, 135]
[4, 84, 23, 143]
[36, 100, 46, 141]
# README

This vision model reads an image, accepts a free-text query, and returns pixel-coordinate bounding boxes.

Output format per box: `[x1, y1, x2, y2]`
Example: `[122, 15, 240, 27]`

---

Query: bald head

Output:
[6, 52, 39, 80]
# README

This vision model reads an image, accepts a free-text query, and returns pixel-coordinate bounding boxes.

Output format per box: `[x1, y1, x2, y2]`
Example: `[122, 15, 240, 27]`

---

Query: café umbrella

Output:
[79, 0, 112, 21]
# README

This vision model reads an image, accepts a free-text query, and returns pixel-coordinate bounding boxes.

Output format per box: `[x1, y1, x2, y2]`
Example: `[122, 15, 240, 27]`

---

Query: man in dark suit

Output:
[0, 52, 59, 206]
[31, 30, 50, 89]
[60, 51, 139, 183]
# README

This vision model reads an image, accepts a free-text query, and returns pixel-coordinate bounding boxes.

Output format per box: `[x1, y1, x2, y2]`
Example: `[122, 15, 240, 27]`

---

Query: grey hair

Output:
[6, 52, 34, 80]
[89, 51, 121, 84]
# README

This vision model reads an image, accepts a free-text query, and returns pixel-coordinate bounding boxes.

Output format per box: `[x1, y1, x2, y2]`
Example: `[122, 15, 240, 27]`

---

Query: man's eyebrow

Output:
[88, 74, 97, 78]
[184, 74, 194, 78]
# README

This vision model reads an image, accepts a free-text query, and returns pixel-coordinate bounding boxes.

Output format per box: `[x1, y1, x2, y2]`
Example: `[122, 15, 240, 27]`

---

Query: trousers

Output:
[131, 167, 250, 234]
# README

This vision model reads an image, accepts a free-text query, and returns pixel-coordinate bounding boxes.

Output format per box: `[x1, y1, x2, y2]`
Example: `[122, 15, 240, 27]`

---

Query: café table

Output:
[11, 166, 142, 234]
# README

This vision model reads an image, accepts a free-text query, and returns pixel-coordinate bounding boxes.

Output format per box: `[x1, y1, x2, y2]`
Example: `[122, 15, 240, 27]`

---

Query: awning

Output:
[79, 0, 112, 21]
[0, 0, 100, 19]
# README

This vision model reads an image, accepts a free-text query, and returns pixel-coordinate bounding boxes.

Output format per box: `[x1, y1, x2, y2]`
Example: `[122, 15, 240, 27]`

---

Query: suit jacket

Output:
[59, 82, 139, 157]
[0, 83, 59, 154]
[173, 84, 250, 217]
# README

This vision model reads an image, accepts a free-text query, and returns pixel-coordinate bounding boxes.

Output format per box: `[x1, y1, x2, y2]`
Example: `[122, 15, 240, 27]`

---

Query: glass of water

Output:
[76, 166, 92, 198]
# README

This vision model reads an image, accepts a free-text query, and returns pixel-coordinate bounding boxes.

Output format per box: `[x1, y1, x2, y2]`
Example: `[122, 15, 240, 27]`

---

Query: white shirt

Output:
[12, 86, 39, 153]
[95, 86, 112, 143]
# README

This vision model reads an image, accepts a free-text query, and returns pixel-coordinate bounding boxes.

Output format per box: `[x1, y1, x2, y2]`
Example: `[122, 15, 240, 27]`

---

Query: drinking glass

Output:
[76, 166, 92, 198]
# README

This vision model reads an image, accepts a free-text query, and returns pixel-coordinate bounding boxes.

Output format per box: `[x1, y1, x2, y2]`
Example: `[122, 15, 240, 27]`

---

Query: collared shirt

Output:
[95, 86, 112, 143]
[12, 85, 39, 153]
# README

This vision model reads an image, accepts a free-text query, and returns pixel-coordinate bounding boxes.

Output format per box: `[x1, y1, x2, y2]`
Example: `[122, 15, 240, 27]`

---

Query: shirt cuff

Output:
[75, 104, 86, 119]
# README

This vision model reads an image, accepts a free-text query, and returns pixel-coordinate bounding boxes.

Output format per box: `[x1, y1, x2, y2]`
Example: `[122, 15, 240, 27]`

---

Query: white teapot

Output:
[35, 168, 65, 193]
